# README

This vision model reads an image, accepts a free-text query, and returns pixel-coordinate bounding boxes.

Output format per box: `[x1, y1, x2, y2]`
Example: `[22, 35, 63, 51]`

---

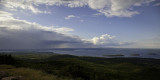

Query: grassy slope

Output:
[0, 65, 72, 80]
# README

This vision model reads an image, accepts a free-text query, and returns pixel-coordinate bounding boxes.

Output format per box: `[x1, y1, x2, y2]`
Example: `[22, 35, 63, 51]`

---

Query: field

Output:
[0, 53, 160, 80]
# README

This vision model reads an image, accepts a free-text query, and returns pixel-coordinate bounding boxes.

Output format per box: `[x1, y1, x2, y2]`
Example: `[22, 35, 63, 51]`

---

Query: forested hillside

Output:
[0, 53, 160, 80]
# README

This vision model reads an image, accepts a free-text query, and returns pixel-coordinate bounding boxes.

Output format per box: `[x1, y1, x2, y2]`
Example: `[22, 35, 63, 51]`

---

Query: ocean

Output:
[0, 48, 160, 59]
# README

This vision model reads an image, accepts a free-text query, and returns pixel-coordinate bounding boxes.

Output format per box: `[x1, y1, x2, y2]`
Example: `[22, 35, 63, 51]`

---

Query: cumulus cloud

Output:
[0, 0, 156, 17]
[89, 34, 134, 47]
[91, 34, 115, 45]
[89, 0, 153, 17]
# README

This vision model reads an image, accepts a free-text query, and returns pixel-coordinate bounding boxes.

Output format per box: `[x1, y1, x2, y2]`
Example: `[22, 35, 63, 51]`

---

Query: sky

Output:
[0, 0, 160, 49]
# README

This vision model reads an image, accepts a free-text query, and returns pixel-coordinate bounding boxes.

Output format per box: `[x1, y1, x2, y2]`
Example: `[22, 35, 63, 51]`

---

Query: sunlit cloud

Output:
[0, 0, 156, 17]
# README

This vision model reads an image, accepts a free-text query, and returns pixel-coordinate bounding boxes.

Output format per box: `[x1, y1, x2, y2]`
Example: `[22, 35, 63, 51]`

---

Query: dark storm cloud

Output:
[0, 27, 94, 49]
[0, 18, 95, 49]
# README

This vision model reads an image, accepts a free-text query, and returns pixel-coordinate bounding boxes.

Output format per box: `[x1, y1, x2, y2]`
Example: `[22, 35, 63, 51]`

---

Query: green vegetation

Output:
[103, 54, 124, 57]
[0, 65, 72, 80]
[0, 53, 160, 80]
[130, 54, 140, 56]
[12, 52, 57, 60]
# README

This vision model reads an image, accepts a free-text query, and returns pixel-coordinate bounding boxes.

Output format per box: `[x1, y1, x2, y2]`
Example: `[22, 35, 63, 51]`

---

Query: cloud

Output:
[53, 27, 74, 33]
[88, 34, 134, 47]
[154, 2, 160, 6]
[0, 11, 74, 34]
[0, 11, 94, 49]
[0, 28, 91, 49]
[91, 34, 115, 45]
[0, 10, 135, 49]
[88, 0, 153, 17]
[93, 13, 103, 16]
[98, 9, 139, 17]
[0, 0, 50, 14]
[0, 11, 14, 20]
[65, 15, 84, 22]
[0, 0, 156, 17]
[65, 15, 79, 20]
